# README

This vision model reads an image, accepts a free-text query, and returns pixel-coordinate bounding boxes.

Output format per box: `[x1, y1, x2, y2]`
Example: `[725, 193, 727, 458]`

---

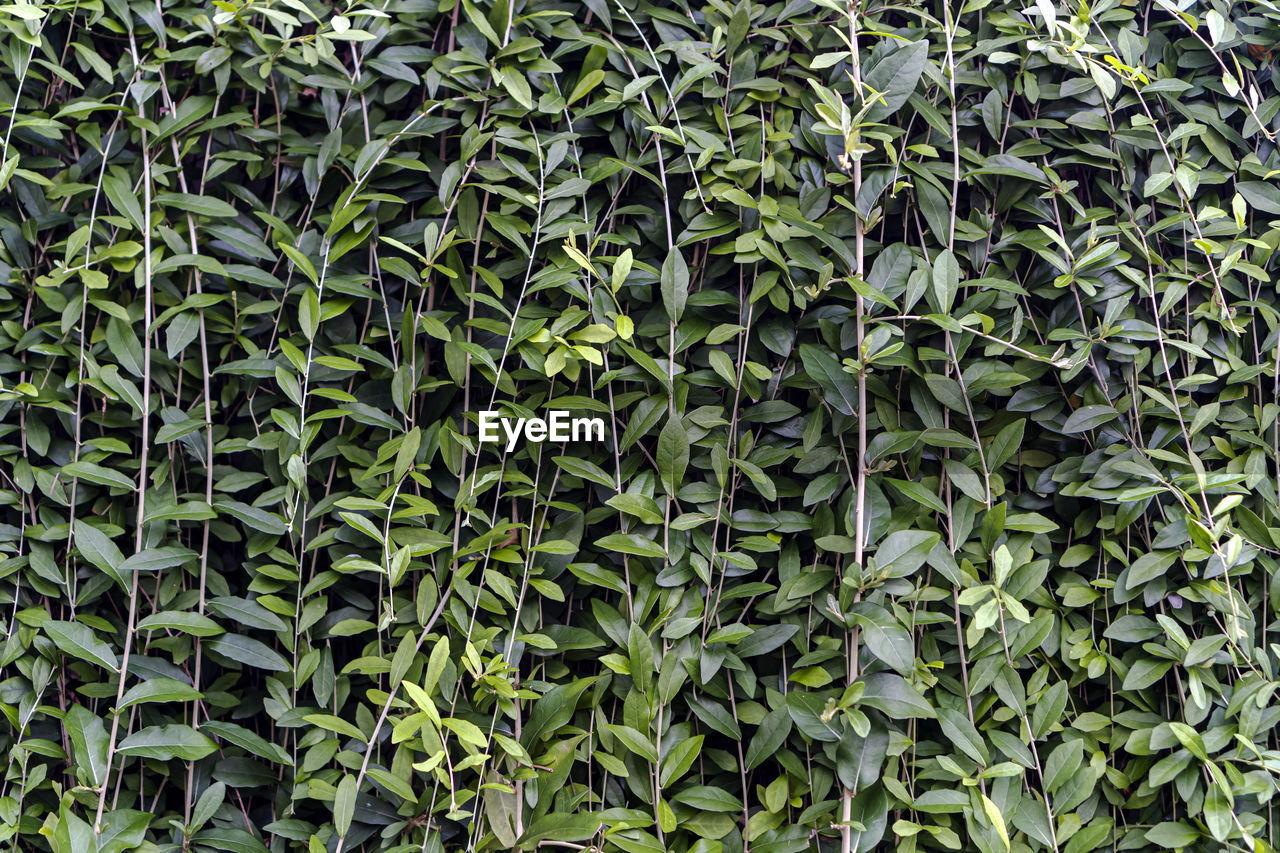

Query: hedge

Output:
[3, 0, 1280, 851]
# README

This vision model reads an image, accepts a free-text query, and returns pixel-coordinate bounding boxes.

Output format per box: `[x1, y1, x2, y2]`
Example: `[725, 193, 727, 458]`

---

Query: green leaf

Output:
[874, 530, 940, 578]
[118, 725, 218, 761]
[43, 620, 119, 671]
[884, 477, 947, 514]
[103, 173, 145, 230]
[1061, 405, 1119, 433]
[200, 721, 292, 765]
[120, 547, 197, 572]
[191, 782, 226, 833]
[206, 634, 291, 672]
[73, 519, 124, 579]
[799, 344, 858, 416]
[1042, 739, 1083, 792]
[300, 288, 320, 341]
[64, 706, 110, 787]
[567, 69, 604, 105]
[606, 724, 658, 763]
[931, 249, 959, 313]
[661, 247, 689, 323]
[136, 611, 224, 637]
[658, 734, 703, 786]
[606, 493, 664, 525]
[865, 40, 929, 121]
[1032, 681, 1067, 738]
[520, 813, 602, 845]
[1145, 822, 1200, 848]
[302, 713, 366, 741]
[484, 775, 520, 847]
[853, 604, 915, 675]
[334, 774, 357, 836]
[744, 707, 792, 769]
[191, 828, 269, 853]
[213, 500, 289, 536]
[593, 533, 665, 559]
[672, 785, 742, 812]
[553, 456, 616, 489]
[521, 678, 595, 747]
[278, 242, 317, 284]
[119, 677, 203, 709]
[1202, 784, 1232, 842]
[64, 461, 135, 490]
[980, 793, 1011, 852]
[154, 192, 238, 218]
[1236, 181, 1280, 214]
[937, 707, 989, 765]
[207, 596, 288, 631]
[859, 673, 936, 718]
[657, 415, 689, 498]
[1167, 722, 1208, 761]
[1123, 551, 1178, 590]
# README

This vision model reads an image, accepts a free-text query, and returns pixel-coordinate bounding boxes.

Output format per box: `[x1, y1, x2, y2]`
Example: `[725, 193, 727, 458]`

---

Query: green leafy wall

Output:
[3, 0, 1280, 851]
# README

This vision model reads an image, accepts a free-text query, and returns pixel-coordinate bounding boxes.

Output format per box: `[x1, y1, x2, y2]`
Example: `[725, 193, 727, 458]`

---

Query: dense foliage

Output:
[4, 0, 1280, 850]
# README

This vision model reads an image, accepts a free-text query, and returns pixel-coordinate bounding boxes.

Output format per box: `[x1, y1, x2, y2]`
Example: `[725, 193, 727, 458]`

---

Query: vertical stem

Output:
[96, 42, 152, 826]
[944, 0, 959, 249]
[156, 63, 218, 824]
[843, 3, 865, 851]
[654, 700, 665, 842]
[654, 125, 676, 849]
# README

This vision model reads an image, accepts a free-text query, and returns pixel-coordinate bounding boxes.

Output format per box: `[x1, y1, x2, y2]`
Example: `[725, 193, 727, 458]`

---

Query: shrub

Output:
[2, 0, 1280, 851]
